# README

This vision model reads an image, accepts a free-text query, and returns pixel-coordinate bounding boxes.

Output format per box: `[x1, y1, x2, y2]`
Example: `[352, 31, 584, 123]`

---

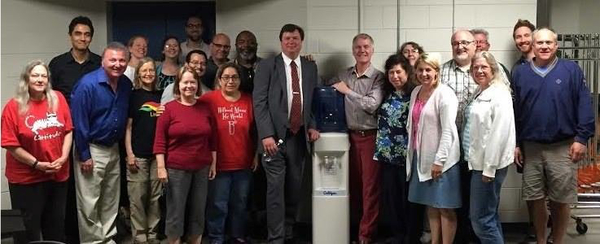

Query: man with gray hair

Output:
[326, 33, 384, 244]
[512, 27, 595, 244]
[470, 28, 511, 84]
[70, 42, 133, 244]
[440, 29, 479, 243]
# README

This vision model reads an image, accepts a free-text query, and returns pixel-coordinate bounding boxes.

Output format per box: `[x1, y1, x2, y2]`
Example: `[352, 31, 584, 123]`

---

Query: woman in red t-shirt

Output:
[202, 63, 257, 244]
[1, 60, 73, 243]
[154, 67, 217, 244]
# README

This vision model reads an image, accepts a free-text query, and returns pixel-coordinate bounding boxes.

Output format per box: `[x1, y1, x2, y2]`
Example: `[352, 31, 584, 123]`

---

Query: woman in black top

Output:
[125, 57, 163, 244]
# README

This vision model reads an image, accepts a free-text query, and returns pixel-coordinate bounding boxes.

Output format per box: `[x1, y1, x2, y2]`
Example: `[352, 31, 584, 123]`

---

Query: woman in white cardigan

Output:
[462, 51, 515, 244]
[407, 53, 461, 244]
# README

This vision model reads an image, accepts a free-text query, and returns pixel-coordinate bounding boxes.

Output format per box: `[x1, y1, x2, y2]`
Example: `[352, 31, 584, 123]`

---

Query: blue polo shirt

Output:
[512, 57, 595, 145]
[71, 67, 132, 161]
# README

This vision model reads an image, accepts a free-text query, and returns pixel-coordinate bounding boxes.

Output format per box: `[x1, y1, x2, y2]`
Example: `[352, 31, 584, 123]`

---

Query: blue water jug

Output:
[313, 86, 347, 132]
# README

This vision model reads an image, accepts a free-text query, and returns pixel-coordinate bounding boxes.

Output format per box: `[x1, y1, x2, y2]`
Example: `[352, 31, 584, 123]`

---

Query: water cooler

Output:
[312, 86, 349, 244]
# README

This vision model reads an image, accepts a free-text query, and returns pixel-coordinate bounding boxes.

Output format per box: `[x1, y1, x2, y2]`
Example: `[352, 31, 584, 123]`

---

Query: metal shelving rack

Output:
[558, 33, 600, 234]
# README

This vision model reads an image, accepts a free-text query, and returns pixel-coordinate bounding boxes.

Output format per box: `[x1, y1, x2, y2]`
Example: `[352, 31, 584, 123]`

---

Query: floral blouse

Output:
[374, 91, 411, 165]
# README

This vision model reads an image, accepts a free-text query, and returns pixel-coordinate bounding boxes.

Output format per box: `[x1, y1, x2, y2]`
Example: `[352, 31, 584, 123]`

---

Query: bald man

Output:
[203, 33, 231, 89]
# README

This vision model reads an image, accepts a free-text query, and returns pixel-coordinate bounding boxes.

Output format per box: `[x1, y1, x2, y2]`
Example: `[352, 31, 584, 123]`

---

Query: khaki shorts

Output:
[522, 140, 578, 203]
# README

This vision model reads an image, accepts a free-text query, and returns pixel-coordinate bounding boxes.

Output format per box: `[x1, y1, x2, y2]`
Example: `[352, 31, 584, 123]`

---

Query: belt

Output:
[90, 140, 116, 147]
[349, 129, 377, 137]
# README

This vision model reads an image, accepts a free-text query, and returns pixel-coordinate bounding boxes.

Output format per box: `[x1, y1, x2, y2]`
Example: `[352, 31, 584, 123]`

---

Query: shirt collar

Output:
[281, 52, 301, 67]
[532, 56, 558, 68]
[95, 67, 110, 84]
[352, 64, 375, 78]
[66, 48, 97, 64]
[95, 67, 127, 85]
[449, 59, 470, 72]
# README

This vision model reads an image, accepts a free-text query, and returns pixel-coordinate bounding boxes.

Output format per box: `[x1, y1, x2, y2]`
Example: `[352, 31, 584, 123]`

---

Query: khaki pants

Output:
[74, 143, 120, 244]
[127, 157, 162, 243]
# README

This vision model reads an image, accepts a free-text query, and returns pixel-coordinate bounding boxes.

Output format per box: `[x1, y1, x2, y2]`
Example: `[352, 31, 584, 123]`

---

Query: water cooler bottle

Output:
[312, 86, 349, 244]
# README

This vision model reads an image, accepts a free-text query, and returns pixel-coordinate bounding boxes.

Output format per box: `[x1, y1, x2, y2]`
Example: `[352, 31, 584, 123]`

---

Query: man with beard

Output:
[180, 15, 210, 63]
[513, 19, 536, 71]
[511, 19, 538, 243]
[440, 29, 479, 244]
[233, 30, 261, 94]
[203, 33, 231, 90]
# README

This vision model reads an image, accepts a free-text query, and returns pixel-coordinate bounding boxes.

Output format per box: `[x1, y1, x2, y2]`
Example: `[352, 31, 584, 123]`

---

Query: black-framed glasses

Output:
[221, 76, 240, 82]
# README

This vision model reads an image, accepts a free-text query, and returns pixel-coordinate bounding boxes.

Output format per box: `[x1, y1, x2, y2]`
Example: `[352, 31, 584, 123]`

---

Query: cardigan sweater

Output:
[406, 84, 460, 182]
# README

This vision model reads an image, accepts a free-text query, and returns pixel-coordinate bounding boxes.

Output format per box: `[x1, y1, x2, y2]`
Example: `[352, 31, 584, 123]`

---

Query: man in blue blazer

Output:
[253, 23, 320, 244]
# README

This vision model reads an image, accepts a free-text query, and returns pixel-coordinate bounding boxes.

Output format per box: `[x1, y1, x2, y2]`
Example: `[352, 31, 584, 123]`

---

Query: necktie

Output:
[289, 61, 302, 134]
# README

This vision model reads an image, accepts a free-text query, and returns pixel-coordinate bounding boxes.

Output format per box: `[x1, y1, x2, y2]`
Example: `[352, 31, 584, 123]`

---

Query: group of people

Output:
[1, 13, 595, 244]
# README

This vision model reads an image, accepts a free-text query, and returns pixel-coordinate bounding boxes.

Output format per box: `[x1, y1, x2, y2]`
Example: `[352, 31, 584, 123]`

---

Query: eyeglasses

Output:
[475, 40, 489, 45]
[186, 24, 201, 29]
[212, 43, 231, 50]
[451, 40, 474, 47]
[165, 44, 179, 49]
[220, 75, 240, 82]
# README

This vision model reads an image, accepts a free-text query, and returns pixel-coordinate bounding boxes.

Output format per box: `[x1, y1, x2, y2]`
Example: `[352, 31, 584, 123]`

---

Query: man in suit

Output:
[253, 23, 320, 244]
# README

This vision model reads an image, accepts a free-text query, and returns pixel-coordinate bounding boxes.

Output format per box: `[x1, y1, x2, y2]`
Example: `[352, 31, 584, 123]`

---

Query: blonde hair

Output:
[133, 57, 157, 90]
[15, 60, 58, 114]
[471, 51, 509, 89]
[415, 53, 441, 88]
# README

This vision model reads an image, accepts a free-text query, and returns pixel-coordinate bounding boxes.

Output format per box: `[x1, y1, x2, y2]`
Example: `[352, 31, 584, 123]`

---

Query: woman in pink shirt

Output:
[406, 53, 461, 244]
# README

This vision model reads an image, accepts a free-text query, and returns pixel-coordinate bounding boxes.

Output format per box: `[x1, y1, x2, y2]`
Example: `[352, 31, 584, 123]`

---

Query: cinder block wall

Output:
[216, 0, 536, 222]
[1, 0, 108, 209]
[216, 0, 536, 81]
[1, 0, 536, 222]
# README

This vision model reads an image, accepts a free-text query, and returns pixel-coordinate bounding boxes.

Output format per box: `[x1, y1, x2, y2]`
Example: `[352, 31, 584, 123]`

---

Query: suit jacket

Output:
[253, 53, 318, 153]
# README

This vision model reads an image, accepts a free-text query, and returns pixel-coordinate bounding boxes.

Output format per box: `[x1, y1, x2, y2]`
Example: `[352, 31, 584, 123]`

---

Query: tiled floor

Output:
[2, 209, 599, 244]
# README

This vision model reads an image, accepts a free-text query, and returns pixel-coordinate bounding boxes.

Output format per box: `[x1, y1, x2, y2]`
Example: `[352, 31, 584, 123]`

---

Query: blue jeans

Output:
[469, 167, 508, 244]
[206, 169, 252, 243]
